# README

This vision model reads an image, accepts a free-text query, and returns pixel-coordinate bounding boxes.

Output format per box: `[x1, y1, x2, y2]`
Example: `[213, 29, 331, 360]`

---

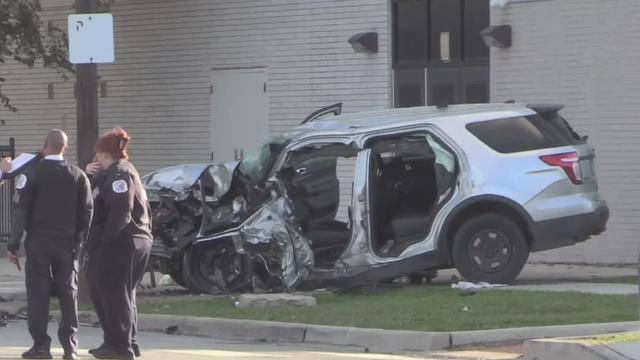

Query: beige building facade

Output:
[0, 0, 637, 264]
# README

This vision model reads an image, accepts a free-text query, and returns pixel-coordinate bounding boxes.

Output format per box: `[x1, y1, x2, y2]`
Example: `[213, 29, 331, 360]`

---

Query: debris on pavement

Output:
[452, 281, 508, 296]
[235, 293, 317, 309]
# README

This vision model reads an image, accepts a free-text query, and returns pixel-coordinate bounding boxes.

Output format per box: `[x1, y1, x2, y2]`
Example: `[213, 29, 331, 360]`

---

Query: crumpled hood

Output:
[143, 162, 239, 201]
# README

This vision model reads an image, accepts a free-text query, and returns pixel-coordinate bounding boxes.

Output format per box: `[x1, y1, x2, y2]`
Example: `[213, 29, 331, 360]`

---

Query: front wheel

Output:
[182, 241, 250, 294]
[452, 213, 529, 284]
[168, 269, 187, 288]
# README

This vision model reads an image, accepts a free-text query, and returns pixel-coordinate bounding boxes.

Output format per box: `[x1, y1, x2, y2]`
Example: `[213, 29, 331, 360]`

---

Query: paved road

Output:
[0, 320, 518, 360]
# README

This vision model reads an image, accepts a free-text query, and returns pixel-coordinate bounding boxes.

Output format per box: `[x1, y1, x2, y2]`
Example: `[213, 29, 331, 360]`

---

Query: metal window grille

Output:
[0, 138, 15, 243]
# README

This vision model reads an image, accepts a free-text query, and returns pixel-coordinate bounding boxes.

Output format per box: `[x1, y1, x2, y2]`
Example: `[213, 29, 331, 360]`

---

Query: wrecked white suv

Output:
[143, 103, 609, 294]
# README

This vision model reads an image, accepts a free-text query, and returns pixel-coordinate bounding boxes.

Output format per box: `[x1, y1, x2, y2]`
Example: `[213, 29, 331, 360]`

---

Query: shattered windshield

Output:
[238, 137, 289, 185]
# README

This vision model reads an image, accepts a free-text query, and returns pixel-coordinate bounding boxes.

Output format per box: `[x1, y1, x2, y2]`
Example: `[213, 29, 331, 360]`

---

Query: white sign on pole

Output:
[68, 13, 115, 64]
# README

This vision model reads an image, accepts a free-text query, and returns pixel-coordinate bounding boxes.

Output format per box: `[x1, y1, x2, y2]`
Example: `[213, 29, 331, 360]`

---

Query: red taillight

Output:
[540, 152, 583, 185]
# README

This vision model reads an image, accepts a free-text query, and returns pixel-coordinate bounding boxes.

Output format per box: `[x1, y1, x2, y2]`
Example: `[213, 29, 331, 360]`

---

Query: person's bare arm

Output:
[0, 157, 11, 176]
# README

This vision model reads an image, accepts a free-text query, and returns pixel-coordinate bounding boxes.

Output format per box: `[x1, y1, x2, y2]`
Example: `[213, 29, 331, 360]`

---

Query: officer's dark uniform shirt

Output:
[89, 160, 152, 248]
[9, 155, 93, 253]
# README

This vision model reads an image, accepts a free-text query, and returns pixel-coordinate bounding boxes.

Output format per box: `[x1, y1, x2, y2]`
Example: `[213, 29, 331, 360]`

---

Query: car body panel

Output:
[144, 103, 609, 292]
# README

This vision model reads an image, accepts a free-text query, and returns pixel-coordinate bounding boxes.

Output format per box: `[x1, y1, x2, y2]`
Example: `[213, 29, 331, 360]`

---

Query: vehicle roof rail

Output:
[301, 103, 343, 124]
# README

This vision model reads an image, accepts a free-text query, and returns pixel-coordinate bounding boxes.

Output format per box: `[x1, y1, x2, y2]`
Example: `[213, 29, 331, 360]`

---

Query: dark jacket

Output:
[88, 160, 152, 252]
[9, 158, 93, 254]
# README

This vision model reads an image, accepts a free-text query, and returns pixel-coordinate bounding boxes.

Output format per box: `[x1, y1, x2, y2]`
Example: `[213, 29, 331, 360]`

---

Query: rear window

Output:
[466, 114, 585, 154]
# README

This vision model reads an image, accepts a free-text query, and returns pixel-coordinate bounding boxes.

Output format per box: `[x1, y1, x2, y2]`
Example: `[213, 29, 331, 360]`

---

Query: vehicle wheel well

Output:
[446, 201, 533, 258]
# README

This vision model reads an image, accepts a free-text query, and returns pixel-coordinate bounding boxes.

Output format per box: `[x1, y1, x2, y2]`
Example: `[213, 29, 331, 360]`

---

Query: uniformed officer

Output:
[8, 130, 93, 360]
[85, 128, 152, 360]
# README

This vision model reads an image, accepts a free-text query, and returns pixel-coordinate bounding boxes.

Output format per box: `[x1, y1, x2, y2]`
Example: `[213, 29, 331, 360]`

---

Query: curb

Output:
[450, 321, 640, 347]
[135, 314, 449, 352]
[51, 311, 640, 353]
[523, 338, 633, 360]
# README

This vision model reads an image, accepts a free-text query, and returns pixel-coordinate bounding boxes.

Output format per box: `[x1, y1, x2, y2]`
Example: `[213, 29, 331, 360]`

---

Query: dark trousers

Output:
[25, 238, 78, 353]
[87, 236, 151, 356]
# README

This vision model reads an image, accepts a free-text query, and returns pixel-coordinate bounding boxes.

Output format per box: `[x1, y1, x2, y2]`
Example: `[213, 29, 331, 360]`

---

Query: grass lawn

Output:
[135, 287, 639, 332]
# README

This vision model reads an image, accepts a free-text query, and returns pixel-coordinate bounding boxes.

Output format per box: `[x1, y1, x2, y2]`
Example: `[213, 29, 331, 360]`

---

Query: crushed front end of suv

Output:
[143, 103, 609, 294]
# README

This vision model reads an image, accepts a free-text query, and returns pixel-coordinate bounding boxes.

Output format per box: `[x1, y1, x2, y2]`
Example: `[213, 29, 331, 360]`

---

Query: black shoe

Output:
[132, 342, 141, 358]
[21, 348, 52, 359]
[89, 343, 139, 357]
[62, 352, 79, 360]
[91, 347, 134, 360]
[88, 344, 106, 355]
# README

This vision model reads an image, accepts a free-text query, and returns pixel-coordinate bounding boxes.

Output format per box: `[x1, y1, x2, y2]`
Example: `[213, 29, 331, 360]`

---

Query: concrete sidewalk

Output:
[0, 257, 24, 299]
[0, 256, 160, 299]
[524, 333, 640, 360]
[496, 282, 638, 295]
[435, 263, 637, 285]
[1, 261, 637, 299]
[50, 311, 640, 354]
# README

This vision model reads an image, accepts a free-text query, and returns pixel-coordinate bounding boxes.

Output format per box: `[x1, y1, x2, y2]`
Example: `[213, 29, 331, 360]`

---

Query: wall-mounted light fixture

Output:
[480, 25, 512, 48]
[348, 32, 378, 54]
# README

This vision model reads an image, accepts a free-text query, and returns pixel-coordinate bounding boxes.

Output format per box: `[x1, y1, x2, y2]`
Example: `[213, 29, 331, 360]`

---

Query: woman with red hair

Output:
[84, 128, 152, 360]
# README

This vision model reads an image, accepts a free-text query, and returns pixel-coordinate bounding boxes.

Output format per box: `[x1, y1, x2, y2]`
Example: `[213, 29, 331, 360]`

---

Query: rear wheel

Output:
[452, 213, 529, 284]
[182, 241, 250, 294]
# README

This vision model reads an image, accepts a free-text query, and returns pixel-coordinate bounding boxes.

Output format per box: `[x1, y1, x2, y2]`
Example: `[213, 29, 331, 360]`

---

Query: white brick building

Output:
[0, 0, 637, 264]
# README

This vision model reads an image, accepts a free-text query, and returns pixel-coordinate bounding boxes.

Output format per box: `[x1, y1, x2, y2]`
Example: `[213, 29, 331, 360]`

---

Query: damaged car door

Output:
[236, 191, 315, 291]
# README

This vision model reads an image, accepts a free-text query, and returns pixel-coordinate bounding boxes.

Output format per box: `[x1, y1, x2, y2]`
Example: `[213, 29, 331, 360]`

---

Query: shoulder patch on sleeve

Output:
[112, 179, 128, 194]
[15, 174, 27, 190]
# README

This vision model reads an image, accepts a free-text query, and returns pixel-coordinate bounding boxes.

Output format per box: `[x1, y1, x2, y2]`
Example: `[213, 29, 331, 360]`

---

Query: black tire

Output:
[452, 213, 529, 284]
[181, 241, 250, 294]
[168, 269, 187, 288]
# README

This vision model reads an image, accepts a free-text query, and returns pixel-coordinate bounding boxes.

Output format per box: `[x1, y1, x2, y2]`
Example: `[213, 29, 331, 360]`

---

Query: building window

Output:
[394, 68, 426, 108]
[392, 0, 490, 107]
[463, 0, 491, 61]
[429, 0, 461, 64]
[393, 0, 428, 68]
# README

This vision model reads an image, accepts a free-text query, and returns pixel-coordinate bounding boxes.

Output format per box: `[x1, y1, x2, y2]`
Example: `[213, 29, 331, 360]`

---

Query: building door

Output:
[210, 68, 269, 162]
[392, 0, 490, 107]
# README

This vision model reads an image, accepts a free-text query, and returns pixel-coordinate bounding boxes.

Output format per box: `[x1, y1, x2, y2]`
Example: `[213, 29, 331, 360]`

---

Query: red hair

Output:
[95, 128, 131, 160]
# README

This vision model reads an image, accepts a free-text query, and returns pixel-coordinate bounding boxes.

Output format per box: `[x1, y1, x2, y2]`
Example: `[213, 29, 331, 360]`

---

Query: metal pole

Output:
[9, 137, 14, 158]
[75, 0, 99, 169]
[74, 0, 98, 306]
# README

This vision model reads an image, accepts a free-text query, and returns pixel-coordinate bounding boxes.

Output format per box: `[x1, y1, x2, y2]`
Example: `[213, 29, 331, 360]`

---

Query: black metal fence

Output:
[0, 138, 15, 243]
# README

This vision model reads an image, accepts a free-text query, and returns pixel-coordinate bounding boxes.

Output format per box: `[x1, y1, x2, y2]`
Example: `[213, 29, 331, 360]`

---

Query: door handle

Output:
[296, 167, 308, 175]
